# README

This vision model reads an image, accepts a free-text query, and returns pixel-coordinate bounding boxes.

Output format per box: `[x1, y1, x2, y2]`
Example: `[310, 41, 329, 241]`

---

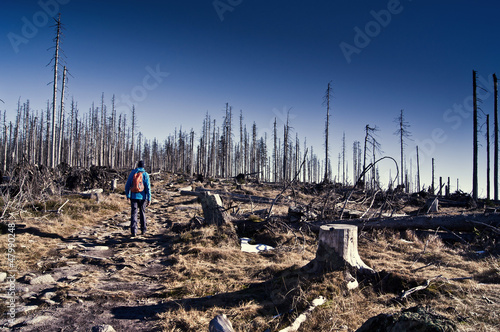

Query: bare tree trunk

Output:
[273, 118, 277, 182]
[494, 73, 498, 201]
[395, 109, 411, 187]
[51, 14, 61, 168]
[431, 158, 435, 195]
[324, 82, 332, 183]
[487, 114, 491, 200]
[57, 66, 67, 166]
[131, 105, 136, 166]
[342, 132, 346, 185]
[2, 112, 7, 172]
[473, 70, 479, 201]
[283, 112, 289, 183]
[416, 145, 421, 191]
[100, 93, 105, 166]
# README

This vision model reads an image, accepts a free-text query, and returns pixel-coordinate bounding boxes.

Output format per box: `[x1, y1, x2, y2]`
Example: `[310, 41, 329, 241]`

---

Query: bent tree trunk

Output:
[305, 224, 374, 275]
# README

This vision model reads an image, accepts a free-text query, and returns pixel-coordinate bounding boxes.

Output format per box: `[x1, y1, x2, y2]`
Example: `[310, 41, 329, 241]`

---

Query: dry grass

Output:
[0, 193, 126, 272]
[156, 186, 499, 332]
[2, 175, 498, 331]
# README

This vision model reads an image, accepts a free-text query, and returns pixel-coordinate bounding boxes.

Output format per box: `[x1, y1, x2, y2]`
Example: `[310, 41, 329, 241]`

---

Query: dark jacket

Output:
[125, 167, 151, 201]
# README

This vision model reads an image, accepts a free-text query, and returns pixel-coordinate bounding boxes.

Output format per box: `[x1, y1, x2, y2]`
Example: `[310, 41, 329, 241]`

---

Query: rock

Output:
[30, 274, 56, 285]
[17, 305, 39, 314]
[25, 315, 53, 325]
[92, 324, 117, 332]
[240, 238, 274, 253]
[356, 305, 457, 332]
[178, 185, 192, 192]
[7, 317, 27, 328]
[40, 292, 57, 300]
[288, 206, 317, 222]
[209, 314, 235, 332]
[0, 272, 7, 282]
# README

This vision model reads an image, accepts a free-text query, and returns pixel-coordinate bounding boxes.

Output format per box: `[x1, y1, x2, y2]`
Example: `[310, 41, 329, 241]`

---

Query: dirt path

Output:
[2, 186, 181, 331]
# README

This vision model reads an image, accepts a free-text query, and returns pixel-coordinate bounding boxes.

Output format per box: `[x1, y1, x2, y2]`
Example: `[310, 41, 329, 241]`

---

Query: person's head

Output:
[137, 160, 144, 168]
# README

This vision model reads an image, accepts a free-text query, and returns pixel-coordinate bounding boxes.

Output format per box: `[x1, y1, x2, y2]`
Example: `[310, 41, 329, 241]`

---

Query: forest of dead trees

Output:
[2, 15, 499, 200]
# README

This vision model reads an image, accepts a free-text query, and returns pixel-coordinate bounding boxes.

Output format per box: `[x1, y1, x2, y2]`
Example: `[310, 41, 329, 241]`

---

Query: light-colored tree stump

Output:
[306, 224, 374, 275]
[199, 191, 230, 226]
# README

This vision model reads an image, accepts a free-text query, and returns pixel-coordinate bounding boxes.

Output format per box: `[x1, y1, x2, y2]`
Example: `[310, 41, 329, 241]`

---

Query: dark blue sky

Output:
[2, 0, 499, 195]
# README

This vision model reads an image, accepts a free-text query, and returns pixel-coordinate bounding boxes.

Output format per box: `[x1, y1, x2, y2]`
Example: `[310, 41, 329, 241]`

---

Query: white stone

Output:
[92, 324, 116, 332]
[26, 315, 53, 325]
[30, 274, 55, 285]
[240, 238, 274, 253]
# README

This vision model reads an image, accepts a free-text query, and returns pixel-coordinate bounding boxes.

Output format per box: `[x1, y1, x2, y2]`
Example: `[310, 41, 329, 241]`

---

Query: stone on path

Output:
[30, 274, 55, 285]
[25, 315, 53, 325]
[92, 324, 117, 332]
[209, 314, 235, 332]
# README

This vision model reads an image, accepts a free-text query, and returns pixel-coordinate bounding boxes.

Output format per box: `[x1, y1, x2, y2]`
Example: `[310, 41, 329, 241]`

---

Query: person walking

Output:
[125, 160, 151, 237]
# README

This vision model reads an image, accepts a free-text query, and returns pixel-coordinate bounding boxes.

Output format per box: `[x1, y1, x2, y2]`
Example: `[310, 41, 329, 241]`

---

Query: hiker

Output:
[125, 160, 151, 237]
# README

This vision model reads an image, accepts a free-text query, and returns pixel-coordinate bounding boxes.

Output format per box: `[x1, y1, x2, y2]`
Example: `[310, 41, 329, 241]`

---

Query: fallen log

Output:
[79, 189, 103, 201]
[311, 213, 500, 232]
[278, 296, 326, 332]
[180, 188, 276, 205]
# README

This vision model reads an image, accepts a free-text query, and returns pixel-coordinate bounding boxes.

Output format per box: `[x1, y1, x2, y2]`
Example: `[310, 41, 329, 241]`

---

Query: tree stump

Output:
[305, 224, 374, 275]
[209, 314, 234, 332]
[199, 191, 230, 226]
[111, 179, 118, 192]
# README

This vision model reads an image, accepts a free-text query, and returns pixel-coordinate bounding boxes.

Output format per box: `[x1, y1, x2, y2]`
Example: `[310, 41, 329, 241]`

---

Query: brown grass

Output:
[2, 175, 498, 331]
[0, 193, 127, 272]
[155, 186, 499, 332]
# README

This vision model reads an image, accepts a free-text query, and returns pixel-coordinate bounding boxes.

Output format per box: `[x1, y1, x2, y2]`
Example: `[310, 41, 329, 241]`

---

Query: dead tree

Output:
[473, 70, 478, 201]
[394, 109, 411, 187]
[431, 158, 435, 194]
[494, 73, 498, 201]
[487, 114, 491, 200]
[50, 14, 62, 168]
[57, 65, 67, 166]
[282, 111, 290, 183]
[323, 82, 332, 183]
[131, 105, 136, 167]
[362, 125, 379, 188]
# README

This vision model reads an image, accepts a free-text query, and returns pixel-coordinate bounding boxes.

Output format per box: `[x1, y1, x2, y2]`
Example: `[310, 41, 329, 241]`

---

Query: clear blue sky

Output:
[1, 0, 499, 196]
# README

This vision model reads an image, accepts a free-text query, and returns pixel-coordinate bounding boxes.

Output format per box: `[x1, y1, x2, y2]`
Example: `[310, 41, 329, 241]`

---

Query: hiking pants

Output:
[130, 199, 147, 235]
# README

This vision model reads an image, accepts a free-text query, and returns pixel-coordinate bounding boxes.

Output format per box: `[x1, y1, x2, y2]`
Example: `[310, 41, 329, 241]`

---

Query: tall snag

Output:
[323, 82, 332, 183]
[487, 114, 491, 200]
[394, 109, 411, 188]
[50, 14, 62, 168]
[494, 73, 498, 201]
[473, 70, 478, 201]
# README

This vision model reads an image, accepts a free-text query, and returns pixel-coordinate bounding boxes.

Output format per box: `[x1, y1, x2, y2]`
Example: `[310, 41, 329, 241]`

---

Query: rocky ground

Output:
[1, 184, 179, 331]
